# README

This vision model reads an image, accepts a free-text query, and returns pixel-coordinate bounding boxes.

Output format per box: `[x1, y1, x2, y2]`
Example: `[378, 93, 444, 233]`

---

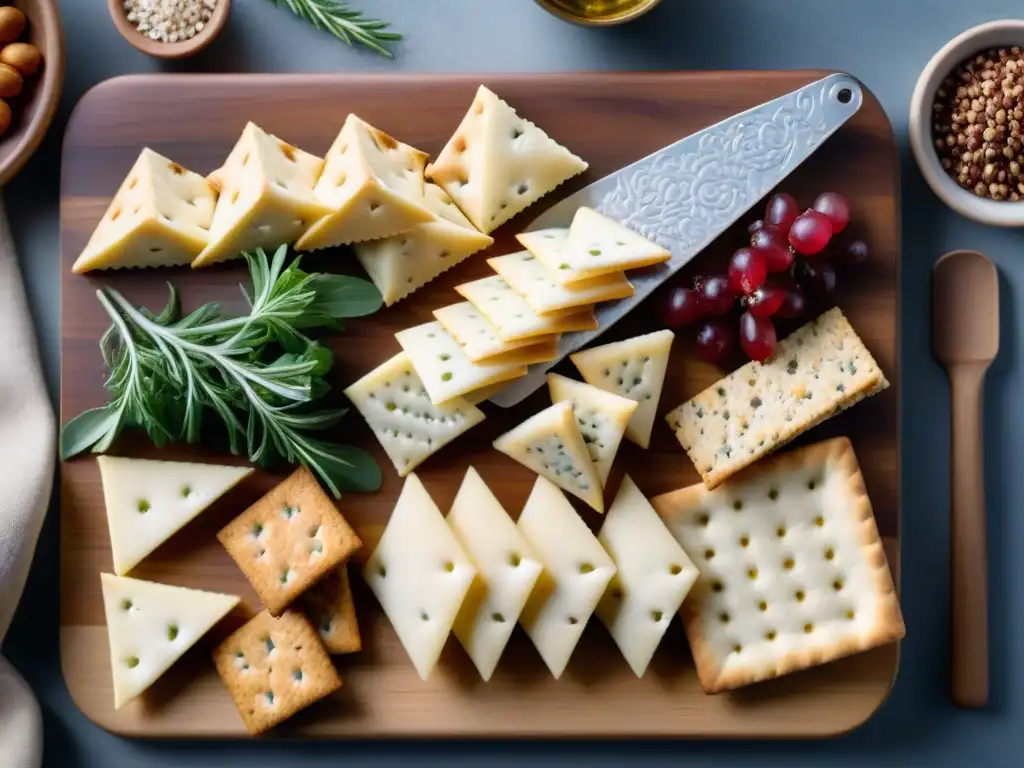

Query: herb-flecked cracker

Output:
[300, 564, 361, 654]
[218, 466, 362, 616]
[212, 609, 341, 735]
[665, 308, 889, 489]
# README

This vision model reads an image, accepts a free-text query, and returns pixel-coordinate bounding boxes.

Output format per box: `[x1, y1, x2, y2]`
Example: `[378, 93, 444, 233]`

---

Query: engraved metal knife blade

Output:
[489, 73, 863, 407]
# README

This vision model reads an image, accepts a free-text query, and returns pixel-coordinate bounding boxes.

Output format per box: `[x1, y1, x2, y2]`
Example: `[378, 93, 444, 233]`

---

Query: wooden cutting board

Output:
[59, 71, 900, 739]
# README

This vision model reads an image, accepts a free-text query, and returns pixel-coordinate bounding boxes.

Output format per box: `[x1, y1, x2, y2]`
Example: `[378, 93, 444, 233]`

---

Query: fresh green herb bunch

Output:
[60, 246, 384, 497]
[270, 0, 402, 57]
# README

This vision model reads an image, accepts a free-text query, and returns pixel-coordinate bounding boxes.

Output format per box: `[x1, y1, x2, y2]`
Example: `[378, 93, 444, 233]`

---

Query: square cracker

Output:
[650, 437, 904, 694]
[218, 466, 362, 616]
[212, 609, 341, 735]
[665, 308, 889, 489]
[300, 564, 361, 655]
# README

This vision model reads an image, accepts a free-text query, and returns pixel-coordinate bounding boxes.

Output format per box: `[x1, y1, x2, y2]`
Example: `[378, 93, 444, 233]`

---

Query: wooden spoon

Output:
[932, 249, 999, 709]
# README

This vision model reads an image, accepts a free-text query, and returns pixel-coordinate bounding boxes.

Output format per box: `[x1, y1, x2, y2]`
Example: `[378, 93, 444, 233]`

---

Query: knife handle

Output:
[949, 363, 988, 709]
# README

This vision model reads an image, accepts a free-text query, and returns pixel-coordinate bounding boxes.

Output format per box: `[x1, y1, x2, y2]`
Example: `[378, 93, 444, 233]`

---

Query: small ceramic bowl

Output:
[107, 0, 230, 60]
[910, 19, 1024, 226]
[0, 0, 64, 186]
[534, 0, 662, 26]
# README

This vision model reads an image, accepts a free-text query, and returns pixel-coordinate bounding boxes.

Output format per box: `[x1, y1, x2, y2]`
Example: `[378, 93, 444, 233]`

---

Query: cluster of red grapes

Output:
[656, 191, 869, 365]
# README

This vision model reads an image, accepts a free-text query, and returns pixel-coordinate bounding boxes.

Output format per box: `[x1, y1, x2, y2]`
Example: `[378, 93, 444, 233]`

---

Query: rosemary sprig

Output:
[270, 0, 401, 58]
[60, 246, 384, 497]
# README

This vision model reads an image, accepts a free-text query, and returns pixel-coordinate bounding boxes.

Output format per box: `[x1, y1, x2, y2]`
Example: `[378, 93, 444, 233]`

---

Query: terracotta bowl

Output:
[107, 0, 230, 60]
[910, 19, 1024, 226]
[0, 0, 64, 186]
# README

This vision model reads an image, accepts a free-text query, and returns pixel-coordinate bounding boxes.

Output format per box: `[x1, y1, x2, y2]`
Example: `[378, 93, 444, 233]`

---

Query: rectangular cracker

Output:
[299, 564, 361, 654]
[508, 235, 635, 313]
[433, 301, 557, 363]
[217, 467, 362, 616]
[649, 437, 905, 694]
[528, 207, 670, 285]
[665, 308, 889, 489]
[490, 246, 634, 315]
[212, 609, 341, 735]
[343, 351, 485, 477]
[455, 274, 598, 342]
[396, 321, 527, 405]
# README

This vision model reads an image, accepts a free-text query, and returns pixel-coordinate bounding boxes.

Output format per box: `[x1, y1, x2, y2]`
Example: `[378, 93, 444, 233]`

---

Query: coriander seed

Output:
[934, 46, 1024, 201]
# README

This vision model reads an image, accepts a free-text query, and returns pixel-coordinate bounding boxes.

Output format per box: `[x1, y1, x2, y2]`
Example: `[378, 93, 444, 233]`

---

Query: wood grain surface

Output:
[59, 71, 901, 739]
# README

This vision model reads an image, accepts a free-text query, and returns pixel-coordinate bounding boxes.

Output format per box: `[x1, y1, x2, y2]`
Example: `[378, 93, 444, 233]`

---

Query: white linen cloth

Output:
[0, 201, 54, 768]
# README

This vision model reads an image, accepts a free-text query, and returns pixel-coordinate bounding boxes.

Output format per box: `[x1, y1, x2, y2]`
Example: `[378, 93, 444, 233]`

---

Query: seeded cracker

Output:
[666, 308, 889, 489]
[213, 610, 341, 735]
[300, 564, 361, 655]
[650, 438, 905, 693]
[217, 467, 362, 616]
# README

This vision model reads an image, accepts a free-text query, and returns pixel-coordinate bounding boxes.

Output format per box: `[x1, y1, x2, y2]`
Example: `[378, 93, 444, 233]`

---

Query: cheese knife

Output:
[489, 72, 863, 407]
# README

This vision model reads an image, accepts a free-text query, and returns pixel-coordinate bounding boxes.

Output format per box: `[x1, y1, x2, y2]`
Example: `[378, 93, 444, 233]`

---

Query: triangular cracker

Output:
[547, 374, 637, 486]
[455, 274, 597, 342]
[73, 149, 217, 273]
[344, 351, 485, 477]
[193, 123, 331, 267]
[492, 242, 633, 315]
[296, 115, 434, 250]
[354, 184, 494, 306]
[395, 321, 526, 404]
[492, 401, 604, 513]
[531, 207, 670, 285]
[97, 456, 253, 575]
[570, 329, 674, 449]
[101, 574, 239, 708]
[426, 85, 588, 233]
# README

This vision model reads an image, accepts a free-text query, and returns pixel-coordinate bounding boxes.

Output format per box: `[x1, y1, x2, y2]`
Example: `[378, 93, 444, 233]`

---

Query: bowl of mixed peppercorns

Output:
[910, 19, 1024, 226]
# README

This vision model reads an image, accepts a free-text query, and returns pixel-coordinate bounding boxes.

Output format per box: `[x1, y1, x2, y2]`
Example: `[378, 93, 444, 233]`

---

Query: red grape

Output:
[750, 225, 787, 251]
[657, 286, 704, 327]
[794, 259, 837, 299]
[834, 239, 869, 268]
[813, 192, 850, 234]
[788, 210, 833, 255]
[728, 248, 767, 295]
[775, 286, 807, 318]
[695, 319, 736, 366]
[697, 275, 735, 316]
[741, 283, 786, 317]
[748, 219, 765, 234]
[739, 311, 777, 362]
[764, 193, 799, 234]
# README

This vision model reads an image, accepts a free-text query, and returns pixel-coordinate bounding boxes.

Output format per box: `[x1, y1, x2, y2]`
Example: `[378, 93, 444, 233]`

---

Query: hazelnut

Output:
[0, 43, 42, 77]
[0, 63, 21, 99]
[0, 8, 25, 45]
[0, 99, 10, 137]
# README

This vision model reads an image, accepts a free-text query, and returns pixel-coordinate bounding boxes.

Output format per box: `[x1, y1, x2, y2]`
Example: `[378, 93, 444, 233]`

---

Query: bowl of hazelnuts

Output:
[0, 0, 63, 186]
[911, 19, 1024, 226]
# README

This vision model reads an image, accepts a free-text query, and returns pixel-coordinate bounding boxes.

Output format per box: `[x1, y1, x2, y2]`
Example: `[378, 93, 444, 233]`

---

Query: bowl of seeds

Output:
[108, 0, 229, 60]
[911, 19, 1024, 226]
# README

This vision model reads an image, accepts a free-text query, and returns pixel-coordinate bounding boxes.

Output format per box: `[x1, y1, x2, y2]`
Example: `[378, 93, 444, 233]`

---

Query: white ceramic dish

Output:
[910, 19, 1024, 227]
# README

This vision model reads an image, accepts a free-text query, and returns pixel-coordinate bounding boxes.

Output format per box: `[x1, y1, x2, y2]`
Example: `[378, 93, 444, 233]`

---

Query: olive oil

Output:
[540, 0, 660, 24]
